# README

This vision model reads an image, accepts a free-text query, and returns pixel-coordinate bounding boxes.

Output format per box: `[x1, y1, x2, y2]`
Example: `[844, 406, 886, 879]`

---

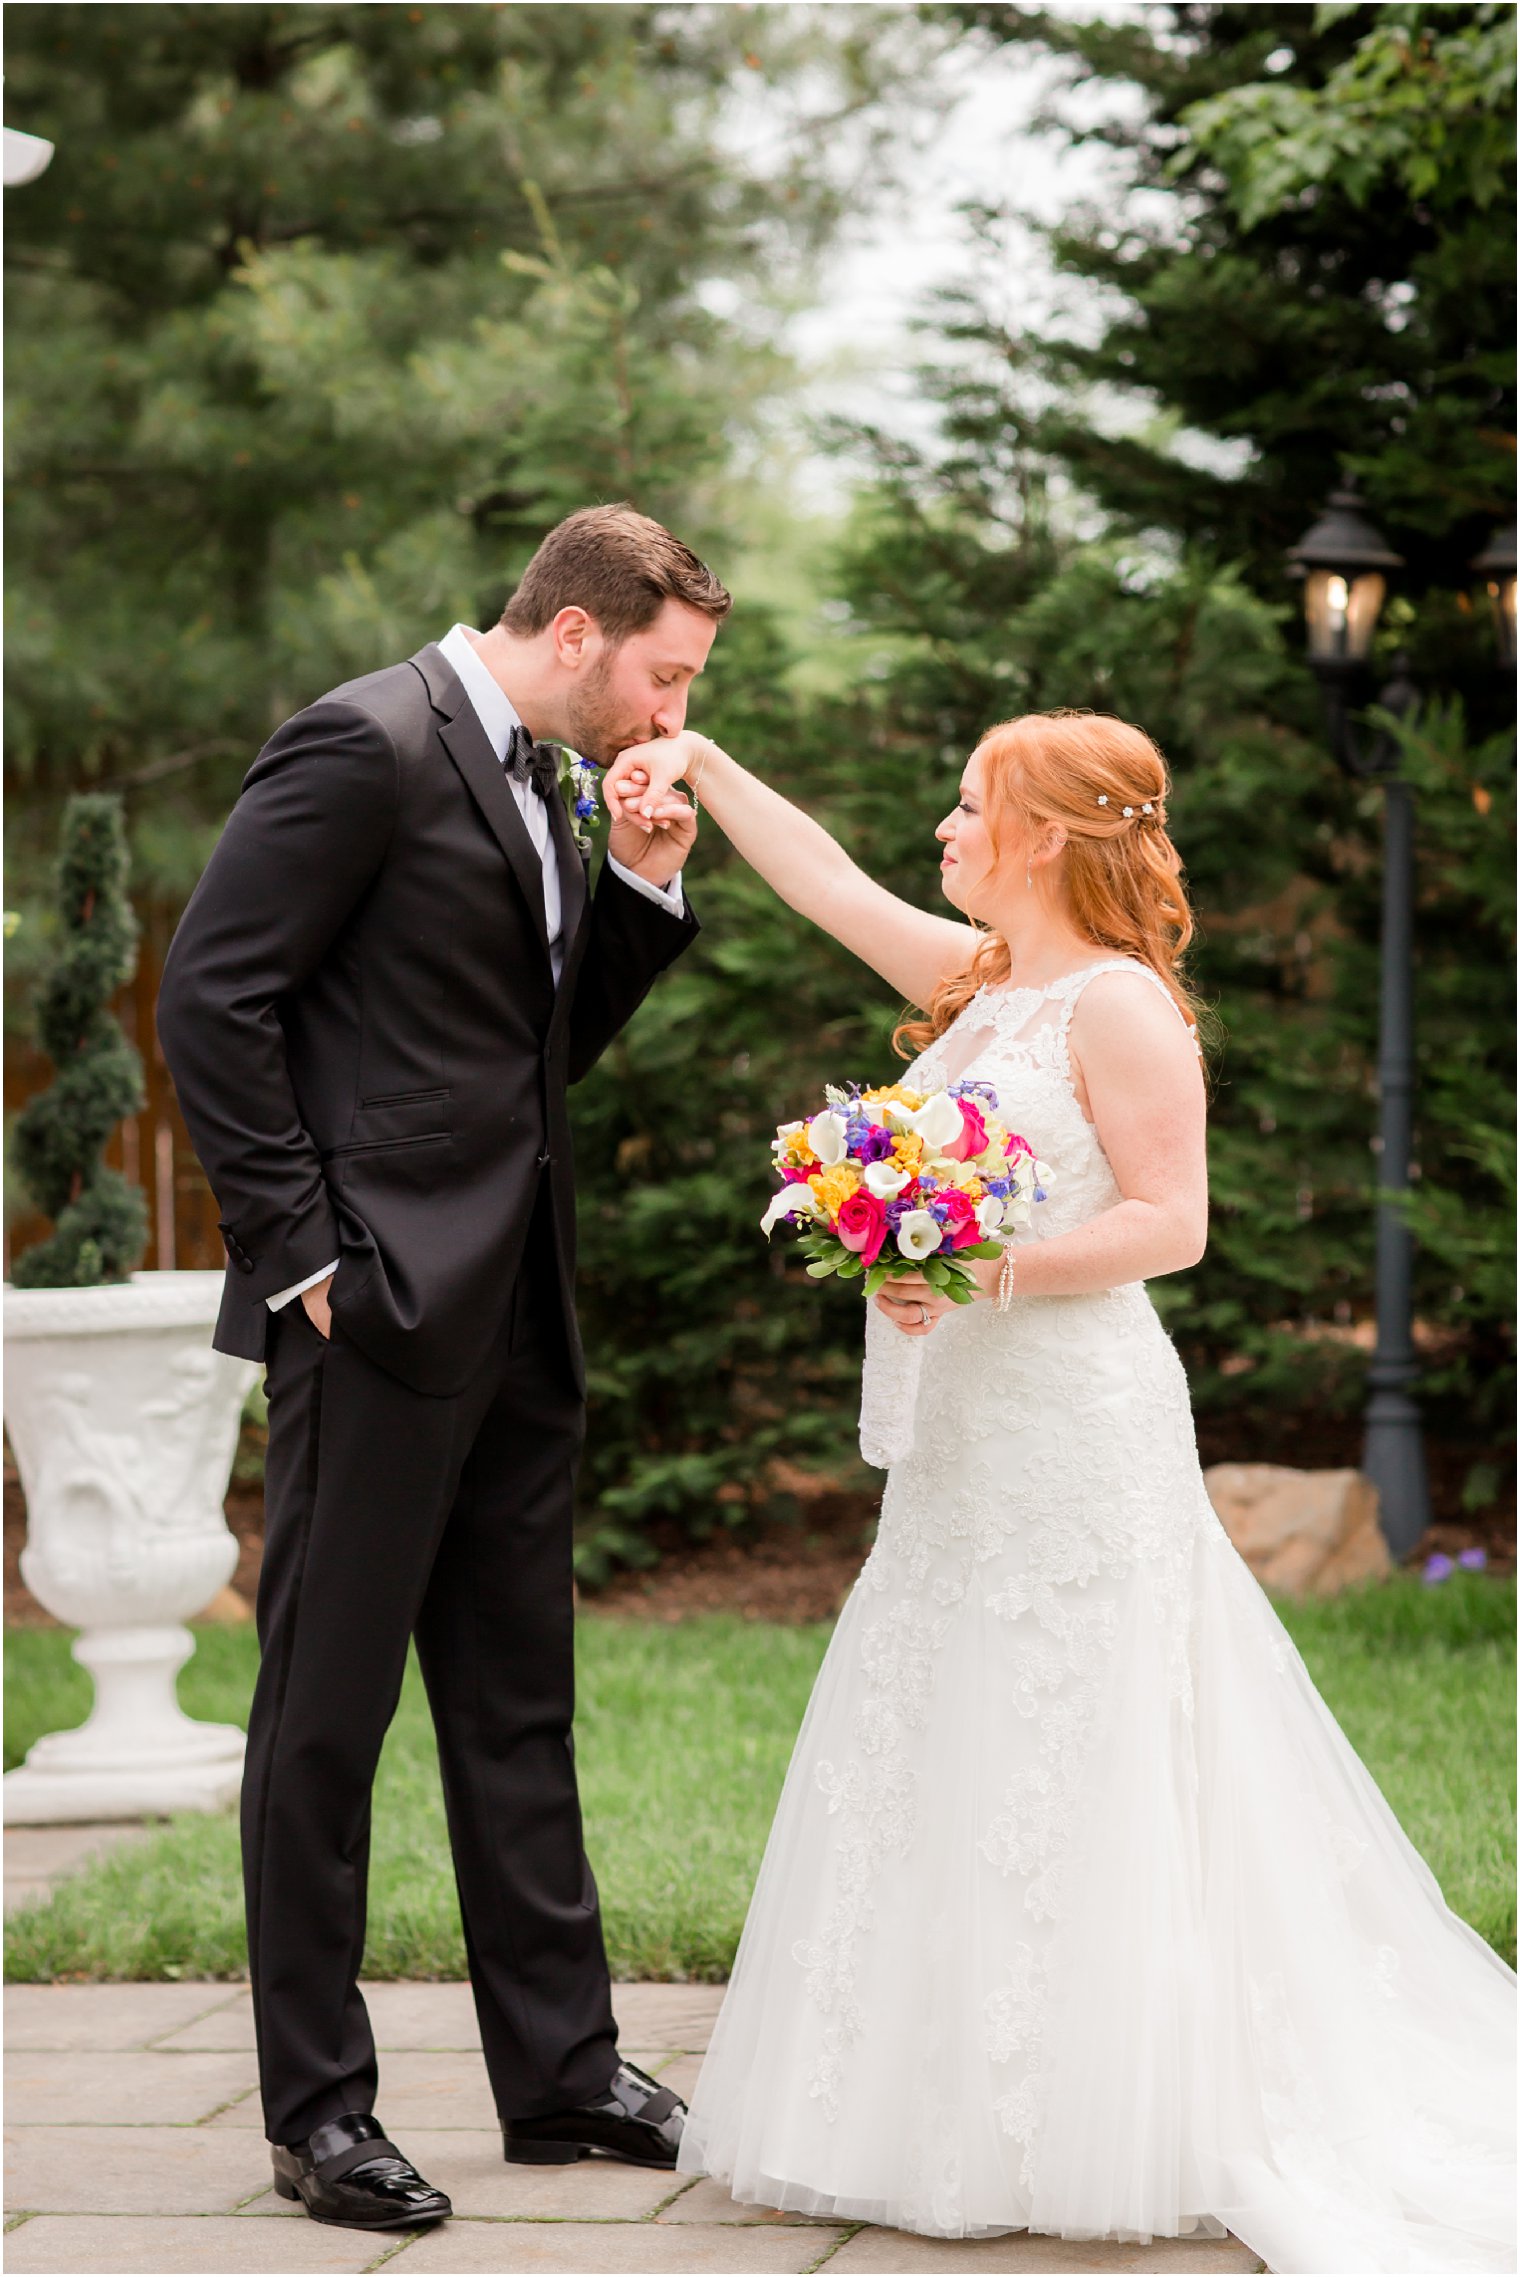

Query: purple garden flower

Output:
[1422, 1552, 1455, 1585]
[848, 1120, 895, 1164]
[1458, 1546, 1488, 1572]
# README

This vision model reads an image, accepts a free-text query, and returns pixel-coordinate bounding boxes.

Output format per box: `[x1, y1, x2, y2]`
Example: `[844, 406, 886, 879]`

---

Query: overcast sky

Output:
[724, 6, 1148, 497]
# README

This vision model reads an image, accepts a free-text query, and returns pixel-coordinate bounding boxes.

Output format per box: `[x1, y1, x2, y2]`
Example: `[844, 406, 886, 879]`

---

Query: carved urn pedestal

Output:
[3, 1270, 259, 1824]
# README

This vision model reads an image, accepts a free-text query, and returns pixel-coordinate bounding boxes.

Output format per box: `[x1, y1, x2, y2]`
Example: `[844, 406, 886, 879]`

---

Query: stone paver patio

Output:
[4, 1979, 1268, 2276]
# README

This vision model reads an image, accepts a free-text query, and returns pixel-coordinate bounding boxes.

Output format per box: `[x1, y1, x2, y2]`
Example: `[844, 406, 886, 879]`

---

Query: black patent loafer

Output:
[502, 2060, 686, 2169]
[271, 2111, 451, 2230]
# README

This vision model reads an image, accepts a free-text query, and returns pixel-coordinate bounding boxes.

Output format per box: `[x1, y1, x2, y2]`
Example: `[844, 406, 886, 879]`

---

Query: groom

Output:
[157, 504, 727, 2231]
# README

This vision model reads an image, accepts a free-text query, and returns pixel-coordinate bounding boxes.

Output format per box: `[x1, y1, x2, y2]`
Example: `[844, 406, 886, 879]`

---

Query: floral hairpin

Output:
[1096, 796, 1156, 820]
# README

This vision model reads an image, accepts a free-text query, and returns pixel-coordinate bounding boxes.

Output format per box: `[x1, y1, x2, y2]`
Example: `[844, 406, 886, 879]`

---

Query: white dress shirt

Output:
[267, 625, 684, 1313]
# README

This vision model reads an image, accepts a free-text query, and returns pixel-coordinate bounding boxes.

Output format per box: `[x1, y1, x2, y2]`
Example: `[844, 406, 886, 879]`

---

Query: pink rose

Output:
[944, 1099, 989, 1162]
[782, 1162, 813, 1183]
[1004, 1129, 1033, 1162]
[938, 1188, 981, 1249]
[836, 1188, 888, 1267]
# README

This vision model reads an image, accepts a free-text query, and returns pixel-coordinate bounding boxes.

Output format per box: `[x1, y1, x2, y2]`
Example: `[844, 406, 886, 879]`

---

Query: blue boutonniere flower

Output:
[553, 748, 602, 854]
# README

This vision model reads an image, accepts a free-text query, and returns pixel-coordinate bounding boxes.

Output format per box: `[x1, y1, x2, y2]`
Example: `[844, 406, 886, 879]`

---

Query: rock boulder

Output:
[1203, 1463, 1390, 1596]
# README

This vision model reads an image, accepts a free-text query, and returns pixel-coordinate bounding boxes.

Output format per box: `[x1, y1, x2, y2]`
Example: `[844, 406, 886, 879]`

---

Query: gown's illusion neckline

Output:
[922, 954, 1195, 1104]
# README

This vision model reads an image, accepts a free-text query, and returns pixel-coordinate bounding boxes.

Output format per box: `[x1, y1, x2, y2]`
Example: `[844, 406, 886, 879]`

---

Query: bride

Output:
[607, 711, 1516, 2275]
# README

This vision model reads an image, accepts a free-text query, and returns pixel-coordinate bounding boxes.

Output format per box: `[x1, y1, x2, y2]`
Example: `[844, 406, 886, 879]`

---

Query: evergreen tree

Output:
[943, 3, 1514, 662]
[3, 3, 922, 890]
[11, 795, 148, 1287]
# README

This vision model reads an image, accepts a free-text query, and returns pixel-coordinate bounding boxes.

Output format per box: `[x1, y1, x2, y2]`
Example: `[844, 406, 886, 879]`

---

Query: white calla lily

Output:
[976, 1195, 1006, 1235]
[895, 1209, 942, 1262]
[760, 1185, 822, 1237]
[806, 1109, 848, 1167]
[909, 1090, 964, 1151]
[863, 1162, 911, 1200]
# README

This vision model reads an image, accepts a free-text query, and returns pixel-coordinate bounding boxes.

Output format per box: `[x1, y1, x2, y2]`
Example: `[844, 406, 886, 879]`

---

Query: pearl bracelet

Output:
[995, 1247, 1017, 1314]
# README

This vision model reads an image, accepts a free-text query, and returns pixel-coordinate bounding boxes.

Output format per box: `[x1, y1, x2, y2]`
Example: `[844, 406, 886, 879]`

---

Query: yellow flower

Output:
[809, 1164, 863, 1220]
[890, 1133, 924, 1171]
[963, 1177, 985, 1202]
[862, 1083, 922, 1112]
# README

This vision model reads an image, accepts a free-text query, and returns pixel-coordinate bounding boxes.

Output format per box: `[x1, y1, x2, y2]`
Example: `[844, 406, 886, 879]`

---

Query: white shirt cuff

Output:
[606, 854, 684, 918]
[267, 1260, 339, 1313]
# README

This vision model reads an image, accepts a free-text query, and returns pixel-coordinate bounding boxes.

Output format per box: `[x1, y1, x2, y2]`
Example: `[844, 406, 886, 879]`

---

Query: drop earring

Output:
[1026, 862, 1033, 891]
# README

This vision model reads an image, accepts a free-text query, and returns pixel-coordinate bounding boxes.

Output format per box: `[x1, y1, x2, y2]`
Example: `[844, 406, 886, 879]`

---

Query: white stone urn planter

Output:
[4, 1269, 259, 1823]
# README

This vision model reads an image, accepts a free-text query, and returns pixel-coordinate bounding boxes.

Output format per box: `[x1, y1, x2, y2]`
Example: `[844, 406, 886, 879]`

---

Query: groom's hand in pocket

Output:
[300, 1273, 336, 1340]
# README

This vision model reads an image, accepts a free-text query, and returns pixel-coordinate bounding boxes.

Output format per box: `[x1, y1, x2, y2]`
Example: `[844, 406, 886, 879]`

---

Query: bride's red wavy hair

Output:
[895, 710, 1203, 1057]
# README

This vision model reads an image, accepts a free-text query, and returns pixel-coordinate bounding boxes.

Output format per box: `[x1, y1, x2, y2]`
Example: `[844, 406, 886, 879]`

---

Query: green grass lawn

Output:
[5, 1576, 1514, 1982]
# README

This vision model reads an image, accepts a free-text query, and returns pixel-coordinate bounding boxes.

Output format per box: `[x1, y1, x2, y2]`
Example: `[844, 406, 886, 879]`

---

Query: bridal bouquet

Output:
[761, 1080, 1051, 1302]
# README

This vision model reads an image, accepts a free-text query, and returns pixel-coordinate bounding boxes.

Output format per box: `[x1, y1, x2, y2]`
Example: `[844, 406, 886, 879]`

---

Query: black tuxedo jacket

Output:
[157, 643, 697, 1397]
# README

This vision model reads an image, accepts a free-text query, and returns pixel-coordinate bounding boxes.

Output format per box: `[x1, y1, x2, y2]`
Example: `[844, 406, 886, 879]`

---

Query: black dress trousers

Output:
[242, 1185, 619, 2146]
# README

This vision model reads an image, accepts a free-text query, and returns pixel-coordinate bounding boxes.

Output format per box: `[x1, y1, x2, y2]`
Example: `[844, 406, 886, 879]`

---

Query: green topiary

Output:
[11, 795, 148, 1288]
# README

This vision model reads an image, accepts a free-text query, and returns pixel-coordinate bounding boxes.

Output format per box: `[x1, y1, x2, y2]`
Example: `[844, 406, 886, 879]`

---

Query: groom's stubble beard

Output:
[563, 647, 655, 768]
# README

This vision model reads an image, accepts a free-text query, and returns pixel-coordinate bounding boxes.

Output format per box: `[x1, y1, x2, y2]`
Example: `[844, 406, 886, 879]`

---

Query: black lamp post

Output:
[1287, 485, 1516, 1554]
[1287, 483, 1431, 1556]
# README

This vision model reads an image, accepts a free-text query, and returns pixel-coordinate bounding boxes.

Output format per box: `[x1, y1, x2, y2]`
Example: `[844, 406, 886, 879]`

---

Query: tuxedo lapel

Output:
[413, 645, 553, 972]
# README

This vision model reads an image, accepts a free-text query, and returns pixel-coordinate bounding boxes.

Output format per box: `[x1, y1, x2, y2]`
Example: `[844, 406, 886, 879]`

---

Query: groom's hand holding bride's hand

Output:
[605, 751, 699, 888]
[604, 730, 713, 825]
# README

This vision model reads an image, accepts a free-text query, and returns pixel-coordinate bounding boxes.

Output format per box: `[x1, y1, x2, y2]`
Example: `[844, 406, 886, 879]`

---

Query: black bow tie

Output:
[506, 724, 559, 802]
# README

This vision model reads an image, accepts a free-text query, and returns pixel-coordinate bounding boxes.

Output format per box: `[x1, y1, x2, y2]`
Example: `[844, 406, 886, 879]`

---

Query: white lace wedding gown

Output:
[678, 960, 1516, 2274]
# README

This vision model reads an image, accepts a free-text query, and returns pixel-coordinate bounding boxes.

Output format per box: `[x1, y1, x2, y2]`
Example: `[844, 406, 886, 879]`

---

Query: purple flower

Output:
[1458, 1546, 1488, 1572]
[1422, 1552, 1455, 1585]
[848, 1120, 895, 1164]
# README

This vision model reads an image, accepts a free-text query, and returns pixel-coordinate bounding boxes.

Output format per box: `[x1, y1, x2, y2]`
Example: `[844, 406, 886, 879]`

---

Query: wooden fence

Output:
[4, 907, 223, 1279]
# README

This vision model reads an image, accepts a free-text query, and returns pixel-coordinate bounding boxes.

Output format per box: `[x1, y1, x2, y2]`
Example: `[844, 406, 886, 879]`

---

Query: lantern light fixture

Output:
[1287, 482, 1405, 664]
[1469, 521, 1516, 673]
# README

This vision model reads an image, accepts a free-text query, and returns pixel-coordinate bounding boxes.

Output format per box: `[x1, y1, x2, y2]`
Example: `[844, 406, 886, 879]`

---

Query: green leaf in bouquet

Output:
[836, 1255, 864, 1279]
[960, 1239, 1004, 1260]
[863, 1263, 893, 1297]
[806, 1259, 837, 1278]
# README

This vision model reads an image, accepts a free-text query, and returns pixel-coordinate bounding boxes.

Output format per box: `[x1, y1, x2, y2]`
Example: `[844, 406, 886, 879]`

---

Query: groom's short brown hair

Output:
[500, 504, 731, 644]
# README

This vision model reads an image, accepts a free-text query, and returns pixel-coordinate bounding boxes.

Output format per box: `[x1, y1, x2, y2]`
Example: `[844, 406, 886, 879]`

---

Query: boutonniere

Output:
[554, 747, 602, 855]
